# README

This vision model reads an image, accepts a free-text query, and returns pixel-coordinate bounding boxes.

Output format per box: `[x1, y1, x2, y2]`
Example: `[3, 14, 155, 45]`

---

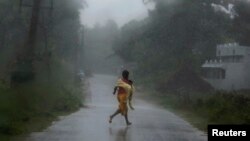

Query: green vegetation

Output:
[0, 58, 84, 137]
[0, 0, 86, 139]
[140, 88, 250, 131]
[114, 0, 250, 83]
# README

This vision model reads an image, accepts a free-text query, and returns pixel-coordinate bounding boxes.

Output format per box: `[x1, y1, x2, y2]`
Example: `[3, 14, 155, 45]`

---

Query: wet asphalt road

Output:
[19, 74, 207, 141]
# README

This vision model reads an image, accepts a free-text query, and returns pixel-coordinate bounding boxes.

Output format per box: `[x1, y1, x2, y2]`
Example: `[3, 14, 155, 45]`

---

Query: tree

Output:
[114, 0, 233, 87]
[233, 0, 250, 45]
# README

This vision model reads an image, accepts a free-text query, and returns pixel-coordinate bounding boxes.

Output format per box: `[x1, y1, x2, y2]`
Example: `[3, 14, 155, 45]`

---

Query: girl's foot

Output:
[126, 122, 132, 126]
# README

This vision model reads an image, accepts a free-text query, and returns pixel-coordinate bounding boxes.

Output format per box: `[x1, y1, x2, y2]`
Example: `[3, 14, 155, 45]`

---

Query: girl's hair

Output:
[122, 70, 129, 79]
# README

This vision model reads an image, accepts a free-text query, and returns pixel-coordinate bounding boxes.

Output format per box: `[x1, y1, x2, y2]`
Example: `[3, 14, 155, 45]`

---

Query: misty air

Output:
[0, 0, 249, 141]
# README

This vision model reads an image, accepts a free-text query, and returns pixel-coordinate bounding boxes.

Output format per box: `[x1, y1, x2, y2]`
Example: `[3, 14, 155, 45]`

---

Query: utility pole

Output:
[74, 26, 86, 84]
[80, 26, 85, 69]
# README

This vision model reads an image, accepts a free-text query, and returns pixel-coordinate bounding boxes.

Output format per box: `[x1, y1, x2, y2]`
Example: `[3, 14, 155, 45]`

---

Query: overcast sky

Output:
[80, 0, 152, 28]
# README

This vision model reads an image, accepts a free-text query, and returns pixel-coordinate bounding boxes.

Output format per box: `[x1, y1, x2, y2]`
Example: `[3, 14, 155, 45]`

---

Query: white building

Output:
[202, 43, 250, 91]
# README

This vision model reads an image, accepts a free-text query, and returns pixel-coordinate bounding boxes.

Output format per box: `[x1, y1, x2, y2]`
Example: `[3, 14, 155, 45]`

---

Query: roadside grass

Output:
[137, 88, 250, 132]
[0, 59, 85, 140]
[0, 81, 84, 136]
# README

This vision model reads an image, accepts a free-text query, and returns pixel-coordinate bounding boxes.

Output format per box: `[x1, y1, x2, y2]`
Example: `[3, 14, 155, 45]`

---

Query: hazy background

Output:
[80, 0, 154, 27]
[0, 0, 250, 140]
[81, 0, 155, 74]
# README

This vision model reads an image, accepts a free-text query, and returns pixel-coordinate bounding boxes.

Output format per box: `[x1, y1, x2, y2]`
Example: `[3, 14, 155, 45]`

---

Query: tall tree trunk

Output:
[26, 0, 42, 58]
[11, 0, 42, 86]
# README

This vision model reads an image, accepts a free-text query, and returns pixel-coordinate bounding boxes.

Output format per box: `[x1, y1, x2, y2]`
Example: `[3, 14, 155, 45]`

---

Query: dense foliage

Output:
[114, 0, 250, 90]
[0, 0, 85, 137]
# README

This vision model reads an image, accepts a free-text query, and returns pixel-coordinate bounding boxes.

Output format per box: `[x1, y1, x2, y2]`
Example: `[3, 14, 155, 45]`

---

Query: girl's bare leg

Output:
[109, 109, 121, 123]
[124, 114, 131, 125]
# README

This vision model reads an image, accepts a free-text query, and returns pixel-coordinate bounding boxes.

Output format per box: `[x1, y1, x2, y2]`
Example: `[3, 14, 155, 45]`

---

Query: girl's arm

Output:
[113, 86, 118, 95]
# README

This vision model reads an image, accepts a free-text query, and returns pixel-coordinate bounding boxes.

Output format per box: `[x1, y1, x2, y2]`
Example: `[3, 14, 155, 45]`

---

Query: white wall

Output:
[205, 62, 249, 91]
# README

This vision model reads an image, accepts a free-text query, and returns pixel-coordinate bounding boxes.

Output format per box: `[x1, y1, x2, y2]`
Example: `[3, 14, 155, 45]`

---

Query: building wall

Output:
[202, 43, 250, 91]
[204, 62, 247, 90]
[217, 45, 247, 56]
[202, 43, 250, 90]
